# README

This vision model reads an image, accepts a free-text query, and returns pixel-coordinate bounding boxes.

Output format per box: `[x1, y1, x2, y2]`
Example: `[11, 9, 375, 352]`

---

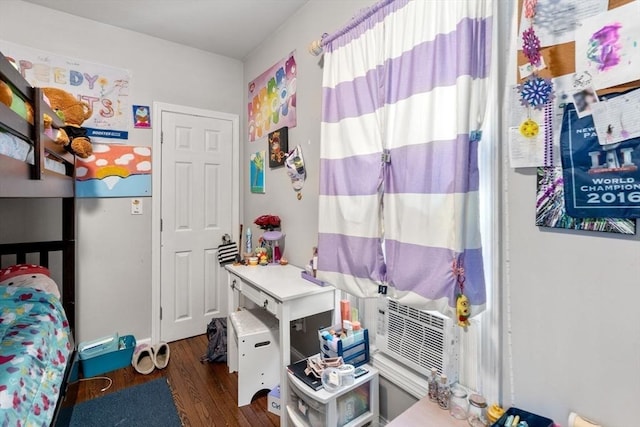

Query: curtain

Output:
[317, 0, 492, 318]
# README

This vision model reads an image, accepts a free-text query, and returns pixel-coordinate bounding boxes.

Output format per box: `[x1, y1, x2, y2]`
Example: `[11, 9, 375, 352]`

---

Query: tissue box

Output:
[78, 333, 119, 360]
[80, 335, 136, 377]
[267, 385, 281, 416]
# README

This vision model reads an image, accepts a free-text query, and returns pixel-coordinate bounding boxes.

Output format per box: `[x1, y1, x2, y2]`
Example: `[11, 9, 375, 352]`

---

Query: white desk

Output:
[386, 395, 469, 427]
[225, 264, 337, 427]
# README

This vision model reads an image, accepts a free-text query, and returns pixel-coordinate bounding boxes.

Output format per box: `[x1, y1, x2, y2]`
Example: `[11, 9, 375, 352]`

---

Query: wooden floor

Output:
[70, 334, 280, 426]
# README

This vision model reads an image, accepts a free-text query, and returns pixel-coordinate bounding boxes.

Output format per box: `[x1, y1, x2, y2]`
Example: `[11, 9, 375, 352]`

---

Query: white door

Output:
[160, 110, 234, 342]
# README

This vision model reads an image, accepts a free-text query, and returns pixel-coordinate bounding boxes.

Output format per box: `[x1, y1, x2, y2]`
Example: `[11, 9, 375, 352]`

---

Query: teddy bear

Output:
[0, 80, 34, 124]
[42, 87, 93, 158]
[0, 80, 12, 108]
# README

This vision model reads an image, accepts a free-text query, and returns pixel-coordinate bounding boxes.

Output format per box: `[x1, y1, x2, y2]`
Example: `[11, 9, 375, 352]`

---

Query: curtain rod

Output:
[307, 0, 401, 56]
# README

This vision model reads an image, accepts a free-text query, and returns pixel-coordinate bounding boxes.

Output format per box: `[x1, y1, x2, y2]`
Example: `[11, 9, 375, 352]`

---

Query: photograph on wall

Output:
[575, 2, 640, 90]
[247, 51, 297, 142]
[536, 166, 635, 234]
[268, 127, 288, 168]
[250, 150, 266, 194]
[571, 86, 599, 118]
[76, 144, 151, 198]
[560, 90, 640, 219]
[0, 40, 131, 142]
[133, 105, 151, 128]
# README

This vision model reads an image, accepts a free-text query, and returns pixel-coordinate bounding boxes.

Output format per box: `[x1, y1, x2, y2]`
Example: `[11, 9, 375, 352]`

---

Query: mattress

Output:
[0, 131, 68, 175]
[0, 286, 72, 426]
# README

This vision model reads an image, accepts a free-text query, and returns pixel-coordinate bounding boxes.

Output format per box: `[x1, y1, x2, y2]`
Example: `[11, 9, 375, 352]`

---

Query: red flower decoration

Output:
[254, 214, 281, 230]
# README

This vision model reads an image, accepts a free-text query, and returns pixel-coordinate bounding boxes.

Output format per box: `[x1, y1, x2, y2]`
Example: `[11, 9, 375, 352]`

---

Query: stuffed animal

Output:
[0, 80, 34, 124]
[0, 80, 12, 108]
[456, 293, 471, 328]
[43, 112, 70, 146]
[42, 87, 93, 158]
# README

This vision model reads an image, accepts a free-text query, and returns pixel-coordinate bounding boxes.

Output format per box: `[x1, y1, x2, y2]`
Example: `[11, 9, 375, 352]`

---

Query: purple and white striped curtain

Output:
[317, 0, 492, 318]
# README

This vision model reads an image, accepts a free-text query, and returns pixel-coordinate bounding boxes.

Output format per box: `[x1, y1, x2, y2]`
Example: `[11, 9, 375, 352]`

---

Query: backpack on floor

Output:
[201, 317, 227, 363]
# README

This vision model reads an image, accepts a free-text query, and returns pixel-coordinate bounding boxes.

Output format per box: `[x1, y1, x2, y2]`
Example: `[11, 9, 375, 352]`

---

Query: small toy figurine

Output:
[456, 293, 471, 328]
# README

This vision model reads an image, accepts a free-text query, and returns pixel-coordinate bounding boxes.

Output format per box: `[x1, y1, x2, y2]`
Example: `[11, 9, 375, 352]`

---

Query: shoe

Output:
[153, 342, 170, 369]
[132, 344, 155, 375]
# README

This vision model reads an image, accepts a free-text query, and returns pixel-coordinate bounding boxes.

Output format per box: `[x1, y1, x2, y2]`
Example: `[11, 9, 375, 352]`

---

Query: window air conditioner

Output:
[375, 297, 459, 383]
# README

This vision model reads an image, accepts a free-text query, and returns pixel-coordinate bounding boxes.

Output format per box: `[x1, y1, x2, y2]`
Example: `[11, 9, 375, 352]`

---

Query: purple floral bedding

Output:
[0, 286, 72, 427]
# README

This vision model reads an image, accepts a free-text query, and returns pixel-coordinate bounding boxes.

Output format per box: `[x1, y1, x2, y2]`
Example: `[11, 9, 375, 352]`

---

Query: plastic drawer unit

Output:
[228, 308, 280, 406]
[286, 364, 379, 427]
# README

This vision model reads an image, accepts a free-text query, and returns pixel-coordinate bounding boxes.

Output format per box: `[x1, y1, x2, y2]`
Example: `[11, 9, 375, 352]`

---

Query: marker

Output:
[512, 415, 520, 426]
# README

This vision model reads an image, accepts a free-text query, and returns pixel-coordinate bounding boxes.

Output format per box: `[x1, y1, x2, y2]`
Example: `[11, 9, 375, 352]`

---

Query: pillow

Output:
[0, 264, 50, 280]
[0, 264, 59, 298]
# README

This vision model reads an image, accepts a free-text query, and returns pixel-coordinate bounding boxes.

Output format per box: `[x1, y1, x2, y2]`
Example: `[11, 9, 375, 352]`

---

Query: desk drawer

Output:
[230, 275, 262, 306]
[260, 291, 278, 316]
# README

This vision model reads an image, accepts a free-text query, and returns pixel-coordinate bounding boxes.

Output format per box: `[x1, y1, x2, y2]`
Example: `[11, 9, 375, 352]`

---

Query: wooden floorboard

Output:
[69, 334, 280, 427]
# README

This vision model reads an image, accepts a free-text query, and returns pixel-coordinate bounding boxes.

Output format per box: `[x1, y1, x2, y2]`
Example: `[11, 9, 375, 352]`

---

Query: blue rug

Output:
[60, 378, 182, 427]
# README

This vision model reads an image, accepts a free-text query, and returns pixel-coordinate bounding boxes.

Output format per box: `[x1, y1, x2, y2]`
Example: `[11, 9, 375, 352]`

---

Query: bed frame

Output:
[0, 50, 78, 426]
[0, 50, 75, 197]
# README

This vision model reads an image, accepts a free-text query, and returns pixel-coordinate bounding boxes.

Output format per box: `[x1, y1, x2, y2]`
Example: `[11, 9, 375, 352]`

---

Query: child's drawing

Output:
[575, 2, 640, 90]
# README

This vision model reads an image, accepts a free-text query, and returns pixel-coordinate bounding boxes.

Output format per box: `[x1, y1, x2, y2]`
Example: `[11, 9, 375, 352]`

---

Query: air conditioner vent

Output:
[376, 297, 459, 381]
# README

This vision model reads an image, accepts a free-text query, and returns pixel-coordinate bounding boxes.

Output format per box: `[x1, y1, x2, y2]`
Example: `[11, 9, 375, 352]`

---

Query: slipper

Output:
[132, 344, 155, 375]
[153, 342, 170, 369]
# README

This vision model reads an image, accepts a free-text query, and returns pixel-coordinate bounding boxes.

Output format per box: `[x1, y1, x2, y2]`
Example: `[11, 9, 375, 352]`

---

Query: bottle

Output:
[428, 367, 438, 402]
[245, 227, 252, 255]
[273, 240, 281, 263]
[437, 374, 450, 410]
[312, 247, 318, 277]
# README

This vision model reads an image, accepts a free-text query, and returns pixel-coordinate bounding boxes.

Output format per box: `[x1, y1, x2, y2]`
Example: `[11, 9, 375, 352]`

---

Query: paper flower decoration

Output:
[522, 27, 541, 66]
[254, 214, 281, 230]
[524, 0, 538, 19]
[518, 76, 554, 110]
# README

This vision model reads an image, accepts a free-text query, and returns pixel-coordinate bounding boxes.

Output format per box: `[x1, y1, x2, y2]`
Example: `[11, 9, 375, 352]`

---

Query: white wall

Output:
[499, 3, 640, 427]
[0, 0, 243, 343]
[242, 0, 376, 269]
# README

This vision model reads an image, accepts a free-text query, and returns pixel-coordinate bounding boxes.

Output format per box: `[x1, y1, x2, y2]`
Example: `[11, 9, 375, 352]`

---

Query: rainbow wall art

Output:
[76, 144, 151, 198]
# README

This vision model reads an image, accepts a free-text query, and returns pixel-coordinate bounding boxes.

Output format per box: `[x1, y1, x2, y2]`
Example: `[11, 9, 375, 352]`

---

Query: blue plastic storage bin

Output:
[318, 325, 370, 367]
[80, 335, 136, 377]
[492, 407, 554, 427]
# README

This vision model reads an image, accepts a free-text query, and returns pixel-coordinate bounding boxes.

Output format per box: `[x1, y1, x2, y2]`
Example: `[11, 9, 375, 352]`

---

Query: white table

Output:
[386, 395, 470, 427]
[225, 264, 337, 427]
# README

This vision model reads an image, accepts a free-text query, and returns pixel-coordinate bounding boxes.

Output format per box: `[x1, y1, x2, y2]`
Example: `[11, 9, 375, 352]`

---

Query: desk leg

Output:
[280, 303, 291, 427]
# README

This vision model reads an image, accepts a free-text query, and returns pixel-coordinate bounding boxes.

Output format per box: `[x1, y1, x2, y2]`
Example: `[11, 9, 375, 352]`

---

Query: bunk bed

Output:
[0, 50, 77, 426]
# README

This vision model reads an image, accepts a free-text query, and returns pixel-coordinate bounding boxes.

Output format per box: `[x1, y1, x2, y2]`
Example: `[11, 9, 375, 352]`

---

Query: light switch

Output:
[131, 198, 143, 215]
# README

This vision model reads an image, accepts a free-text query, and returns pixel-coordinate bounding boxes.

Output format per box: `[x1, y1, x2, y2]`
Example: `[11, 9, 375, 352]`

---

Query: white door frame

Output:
[151, 102, 240, 344]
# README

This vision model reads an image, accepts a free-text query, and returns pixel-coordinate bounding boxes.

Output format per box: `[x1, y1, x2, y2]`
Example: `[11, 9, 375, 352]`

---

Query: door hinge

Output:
[160, 131, 164, 143]
[160, 219, 163, 232]
[160, 307, 163, 320]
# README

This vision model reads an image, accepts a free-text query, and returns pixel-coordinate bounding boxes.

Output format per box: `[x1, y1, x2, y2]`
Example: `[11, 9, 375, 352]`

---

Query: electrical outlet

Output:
[131, 198, 143, 215]
[292, 318, 306, 332]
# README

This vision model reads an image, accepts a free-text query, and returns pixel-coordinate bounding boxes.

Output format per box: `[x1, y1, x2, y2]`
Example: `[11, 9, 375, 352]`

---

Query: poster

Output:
[247, 52, 296, 142]
[0, 40, 131, 141]
[536, 166, 635, 234]
[250, 150, 266, 194]
[574, 2, 640, 90]
[133, 105, 151, 128]
[268, 127, 288, 168]
[76, 144, 151, 198]
[560, 91, 640, 218]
